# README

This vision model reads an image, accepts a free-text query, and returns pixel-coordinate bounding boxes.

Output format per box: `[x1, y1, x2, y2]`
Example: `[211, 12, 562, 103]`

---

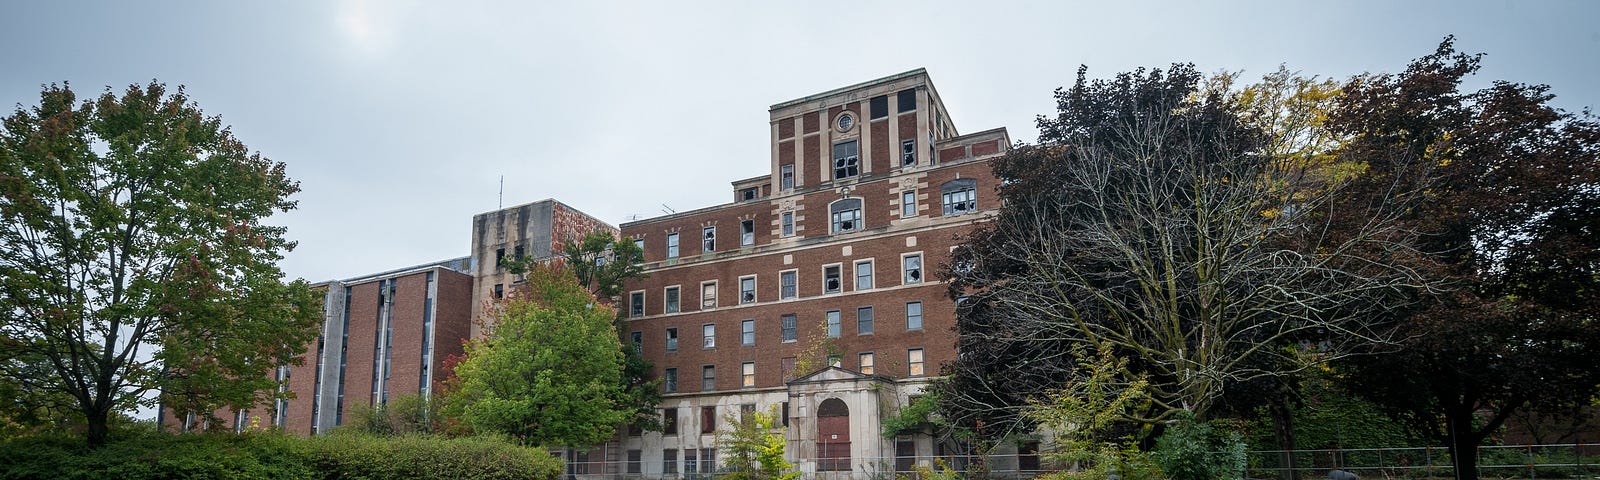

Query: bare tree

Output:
[936, 65, 1434, 443]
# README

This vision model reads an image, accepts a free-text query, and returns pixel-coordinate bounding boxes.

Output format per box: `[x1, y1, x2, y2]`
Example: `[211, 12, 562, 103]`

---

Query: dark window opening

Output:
[824, 265, 842, 294]
[897, 89, 917, 112]
[870, 95, 889, 119]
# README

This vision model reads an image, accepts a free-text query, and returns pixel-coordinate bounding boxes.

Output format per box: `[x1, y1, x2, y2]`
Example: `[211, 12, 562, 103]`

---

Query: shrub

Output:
[0, 426, 560, 480]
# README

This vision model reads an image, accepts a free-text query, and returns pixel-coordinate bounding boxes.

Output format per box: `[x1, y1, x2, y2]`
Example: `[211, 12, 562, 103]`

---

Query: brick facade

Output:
[612, 68, 1012, 478]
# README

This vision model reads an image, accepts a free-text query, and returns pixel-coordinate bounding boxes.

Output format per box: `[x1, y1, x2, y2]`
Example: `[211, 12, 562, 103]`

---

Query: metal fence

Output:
[562, 444, 1600, 480]
[563, 454, 1050, 480]
[1248, 444, 1600, 480]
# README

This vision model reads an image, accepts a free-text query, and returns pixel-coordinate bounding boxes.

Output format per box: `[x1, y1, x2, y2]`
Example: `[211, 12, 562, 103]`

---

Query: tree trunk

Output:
[1269, 396, 1298, 480]
[1445, 406, 1481, 480]
[86, 407, 110, 448]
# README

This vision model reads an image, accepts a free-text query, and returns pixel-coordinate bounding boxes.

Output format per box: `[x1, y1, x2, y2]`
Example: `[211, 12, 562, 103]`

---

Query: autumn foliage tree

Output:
[1329, 38, 1600, 480]
[0, 82, 321, 446]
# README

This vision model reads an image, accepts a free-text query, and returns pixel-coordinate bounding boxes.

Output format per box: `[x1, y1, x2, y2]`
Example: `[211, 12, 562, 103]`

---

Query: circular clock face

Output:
[837, 113, 854, 131]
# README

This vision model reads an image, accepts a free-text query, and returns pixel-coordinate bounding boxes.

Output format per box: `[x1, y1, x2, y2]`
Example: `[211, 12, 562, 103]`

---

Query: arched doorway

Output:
[817, 398, 851, 471]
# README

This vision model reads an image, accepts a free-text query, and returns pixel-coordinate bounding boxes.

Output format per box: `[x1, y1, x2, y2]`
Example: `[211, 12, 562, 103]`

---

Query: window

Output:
[665, 286, 680, 313]
[741, 188, 757, 201]
[702, 281, 717, 309]
[909, 348, 925, 376]
[781, 314, 797, 342]
[942, 178, 977, 215]
[741, 403, 756, 422]
[826, 310, 841, 338]
[495, 247, 505, 269]
[781, 212, 794, 236]
[824, 265, 842, 294]
[740, 220, 754, 246]
[627, 450, 642, 474]
[741, 362, 755, 388]
[684, 449, 697, 475]
[633, 238, 644, 253]
[666, 328, 679, 352]
[898, 88, 917, 112]
[667, 233, 679, 258]
[780, 164, 794, 190]
[703, 323, 716, 349]
[702, 226, 716, 253]
[740, 276, 756, 304]
[701, 449, 717, 473]
[701, 406, 716, 433]
[780, 270, 797, 299]
[702, 366, 716, 392]
[830, 198, 862, 233]
[630, 331, 642, 351]
[903, 254, 923, 284]
[664, 449, 679, 474]
[859, 352, 875, 375]
[832, 140, 859, 179]
[827, 354, 841, 367]
[907, 301, 923, 330]
[857, 306, 874, 335]
[870, 95, 888, 119]
[902, 139, 917, 166]
[855, 260, 874, 290]
[902, 191, 917, 217]
[741, 319, 755, 346]
[494, 283, 504, 299]
[664, 368, 678, 393]
[630, 291, 644, 318]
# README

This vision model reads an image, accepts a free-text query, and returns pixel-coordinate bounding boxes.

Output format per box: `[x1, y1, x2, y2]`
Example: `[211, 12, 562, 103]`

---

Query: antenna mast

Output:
[498, 175, 504, 209]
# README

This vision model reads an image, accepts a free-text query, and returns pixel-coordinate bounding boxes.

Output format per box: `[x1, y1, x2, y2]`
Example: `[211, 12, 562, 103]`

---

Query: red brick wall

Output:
[342, 281, 380, 413]
[383, 273, 429, 400]
[283, 342, 320, 435]
[804, 135, 820, 186]
[621, 229, 968, 390]
[433, 270, 474, 389]
[778, 117, 794, 139]
[551, 202, 620, 257]
[870, 119, 891, 174]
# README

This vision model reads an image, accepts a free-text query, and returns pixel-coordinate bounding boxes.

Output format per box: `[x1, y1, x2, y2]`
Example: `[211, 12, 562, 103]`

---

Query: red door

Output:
[817, 398, 851, 471]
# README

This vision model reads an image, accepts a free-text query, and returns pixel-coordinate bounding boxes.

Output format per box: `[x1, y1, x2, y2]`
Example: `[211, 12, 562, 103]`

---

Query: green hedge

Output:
[0, 427, 561, 480]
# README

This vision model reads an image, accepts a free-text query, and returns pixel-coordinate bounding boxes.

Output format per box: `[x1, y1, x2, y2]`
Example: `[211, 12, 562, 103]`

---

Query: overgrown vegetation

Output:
[0, 423, 561, 480]
[716, 407, 797, 480]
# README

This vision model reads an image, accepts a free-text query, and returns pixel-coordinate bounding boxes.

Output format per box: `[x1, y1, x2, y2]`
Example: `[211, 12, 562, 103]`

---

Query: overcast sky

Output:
[4, 1, 1597, 284]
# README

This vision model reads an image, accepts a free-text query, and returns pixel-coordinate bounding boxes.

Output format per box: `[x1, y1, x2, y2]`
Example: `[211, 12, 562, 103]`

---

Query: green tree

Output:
[502, 230, 661, 434]
[717, 407, 797, 480]
[1328, 38, 1600, 480]
[560, 230, 645, 301]
[1029, 343, 1159, 480]
[443, 263, 630, 447]
[0, 82, 320, 446]
[563, 230, 661, 433]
